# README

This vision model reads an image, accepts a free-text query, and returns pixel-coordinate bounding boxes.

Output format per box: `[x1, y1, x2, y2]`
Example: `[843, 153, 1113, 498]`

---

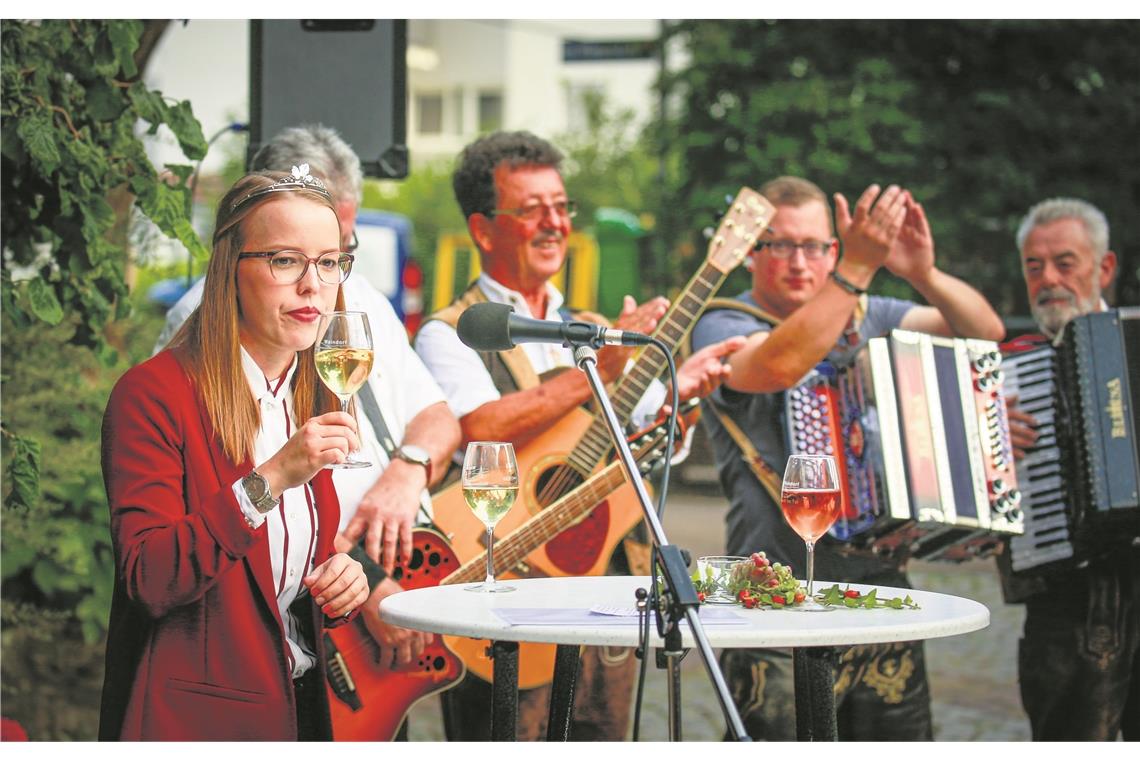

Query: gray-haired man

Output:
[1002, 197, 1136, 741]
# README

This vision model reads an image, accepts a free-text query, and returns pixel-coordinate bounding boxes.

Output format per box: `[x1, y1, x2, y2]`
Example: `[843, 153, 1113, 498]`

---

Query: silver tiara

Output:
[231, 164, 333, 211]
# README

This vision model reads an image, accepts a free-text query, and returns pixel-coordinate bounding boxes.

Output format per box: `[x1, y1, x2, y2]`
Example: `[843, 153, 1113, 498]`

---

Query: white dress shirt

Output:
[414, 273, 664, 426]
[231, 348, 318, 679]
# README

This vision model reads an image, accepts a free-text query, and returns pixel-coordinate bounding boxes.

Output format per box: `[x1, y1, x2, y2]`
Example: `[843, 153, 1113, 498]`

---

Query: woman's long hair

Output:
[168, 171, 345, 464]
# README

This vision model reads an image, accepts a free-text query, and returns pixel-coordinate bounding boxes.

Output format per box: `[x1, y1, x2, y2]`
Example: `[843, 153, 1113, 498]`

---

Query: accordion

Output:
[786, 329, 1023, 562]
[1001, 308, 1140, 574]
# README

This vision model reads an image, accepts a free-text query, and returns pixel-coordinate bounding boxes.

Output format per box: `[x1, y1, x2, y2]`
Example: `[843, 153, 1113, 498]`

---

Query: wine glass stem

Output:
[484, 525, 495, 586]
[340, 398, 354, 456]
[805, 539, 816, 597]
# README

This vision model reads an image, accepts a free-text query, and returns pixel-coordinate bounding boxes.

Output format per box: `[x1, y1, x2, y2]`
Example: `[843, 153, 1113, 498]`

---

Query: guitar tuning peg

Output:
[702, 226, 715, 240]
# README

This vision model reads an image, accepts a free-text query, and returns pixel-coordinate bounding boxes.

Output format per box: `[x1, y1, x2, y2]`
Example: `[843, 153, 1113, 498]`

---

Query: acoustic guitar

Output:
[430, 187, 775, 688]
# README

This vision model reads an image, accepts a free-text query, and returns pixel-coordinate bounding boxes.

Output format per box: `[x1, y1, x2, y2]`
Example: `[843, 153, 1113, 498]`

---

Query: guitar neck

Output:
[565, 259, 729, 473]
[442, 459, 629, 585]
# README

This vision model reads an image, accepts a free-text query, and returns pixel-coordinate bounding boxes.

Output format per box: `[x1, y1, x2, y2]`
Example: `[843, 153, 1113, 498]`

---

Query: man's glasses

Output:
[345, 230, 359, 253]
[755, 240, 834, 259]
[238, 251, 355, 285]
[492, 199, 578, 223]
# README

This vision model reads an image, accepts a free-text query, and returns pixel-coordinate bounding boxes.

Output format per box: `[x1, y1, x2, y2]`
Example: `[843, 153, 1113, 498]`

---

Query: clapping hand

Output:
[833, 184, 908, 273]
[882, 192, 937, 285]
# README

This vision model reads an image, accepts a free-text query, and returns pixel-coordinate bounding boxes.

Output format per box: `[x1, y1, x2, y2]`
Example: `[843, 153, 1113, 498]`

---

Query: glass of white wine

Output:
[314, 310, 374, 469]
[462, 441, 519, 593]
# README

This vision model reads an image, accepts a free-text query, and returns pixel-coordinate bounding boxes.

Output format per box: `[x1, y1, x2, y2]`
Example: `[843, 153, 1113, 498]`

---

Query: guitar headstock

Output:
[706, 187, 776, 273]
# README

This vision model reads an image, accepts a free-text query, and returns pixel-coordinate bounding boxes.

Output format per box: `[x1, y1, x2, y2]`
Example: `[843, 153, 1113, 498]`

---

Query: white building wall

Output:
[141, 19, 671, 173]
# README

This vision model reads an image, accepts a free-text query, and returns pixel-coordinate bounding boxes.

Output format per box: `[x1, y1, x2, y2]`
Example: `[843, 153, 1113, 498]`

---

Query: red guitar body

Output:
[325, 528, 465, 741]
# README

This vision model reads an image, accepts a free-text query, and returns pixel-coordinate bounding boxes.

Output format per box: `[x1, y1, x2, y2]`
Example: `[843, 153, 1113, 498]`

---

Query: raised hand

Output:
[258, 411, 360, 496]
[883, 193, 936, 285]
[596, 294, 669, 382]
[833, 184, 908, 273]
[671, 335, 747, 405]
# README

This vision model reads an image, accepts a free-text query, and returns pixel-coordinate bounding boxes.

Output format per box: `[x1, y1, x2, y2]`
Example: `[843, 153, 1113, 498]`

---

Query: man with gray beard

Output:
[1001, 198, 1137, 741]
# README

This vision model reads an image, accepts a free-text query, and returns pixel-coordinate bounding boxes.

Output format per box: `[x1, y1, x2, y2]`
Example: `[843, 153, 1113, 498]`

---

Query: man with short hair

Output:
[690, 175, 1004, 740]
[415, 130, 743, 740]
[1002, 197, 1137, 741]
[156, 124, 461, 682]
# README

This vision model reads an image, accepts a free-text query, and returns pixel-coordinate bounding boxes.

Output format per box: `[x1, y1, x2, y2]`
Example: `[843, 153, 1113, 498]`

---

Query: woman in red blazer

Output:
[100, 169, 369, 740]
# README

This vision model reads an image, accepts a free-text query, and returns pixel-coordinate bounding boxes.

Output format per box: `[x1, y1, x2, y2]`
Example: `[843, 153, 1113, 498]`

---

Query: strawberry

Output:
[794, 590, 806, 603]
[767, 578, 779, 588]
[697, 592, 706, 603]
[742, 596, 758, 609]
[751, 554, 769, 568]
[772, 595, 786, 605]
[844, 589, 861, 599]
[737, 589, 752, 601]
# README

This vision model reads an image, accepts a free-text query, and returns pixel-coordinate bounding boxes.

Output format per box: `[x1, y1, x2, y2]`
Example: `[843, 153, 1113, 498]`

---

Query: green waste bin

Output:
[593, 207, 644, 317]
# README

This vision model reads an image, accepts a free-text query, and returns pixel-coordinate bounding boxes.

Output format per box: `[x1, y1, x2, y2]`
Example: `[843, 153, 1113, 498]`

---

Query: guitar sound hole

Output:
[432, 656, 445, 670]
[407, 548, 424, 571]
[428, 552, 441, 566]
[535, 464, 585, 507]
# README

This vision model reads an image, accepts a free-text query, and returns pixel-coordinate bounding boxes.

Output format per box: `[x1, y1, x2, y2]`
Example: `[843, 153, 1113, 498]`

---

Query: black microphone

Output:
[456, 302, 653, 351]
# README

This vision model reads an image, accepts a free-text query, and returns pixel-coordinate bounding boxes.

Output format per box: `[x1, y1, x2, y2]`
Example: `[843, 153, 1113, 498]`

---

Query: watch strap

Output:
[830, 269, 868, 296]
[242, 470, 279, 514]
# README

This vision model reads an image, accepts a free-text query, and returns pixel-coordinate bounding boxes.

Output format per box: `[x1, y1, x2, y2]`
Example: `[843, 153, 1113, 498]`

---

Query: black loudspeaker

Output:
[249, 20, 408, 179]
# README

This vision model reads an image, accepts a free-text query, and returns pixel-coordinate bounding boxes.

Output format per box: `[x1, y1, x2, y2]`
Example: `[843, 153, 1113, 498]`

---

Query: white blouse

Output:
[231, 347, 318, 679]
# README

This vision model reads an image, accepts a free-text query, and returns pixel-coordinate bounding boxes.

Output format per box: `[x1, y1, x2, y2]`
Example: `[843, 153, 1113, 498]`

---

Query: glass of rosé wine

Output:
[780, 454, 842, 612]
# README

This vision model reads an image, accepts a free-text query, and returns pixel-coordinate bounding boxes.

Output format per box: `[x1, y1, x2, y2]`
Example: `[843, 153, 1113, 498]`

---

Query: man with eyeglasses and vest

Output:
[689, 176, 1004, 740]
[154, 125, 462, 724]
[414, 130, 744, 740]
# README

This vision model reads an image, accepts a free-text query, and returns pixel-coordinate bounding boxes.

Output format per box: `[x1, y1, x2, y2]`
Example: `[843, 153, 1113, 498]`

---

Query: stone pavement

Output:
[402, 484, 1032, 741]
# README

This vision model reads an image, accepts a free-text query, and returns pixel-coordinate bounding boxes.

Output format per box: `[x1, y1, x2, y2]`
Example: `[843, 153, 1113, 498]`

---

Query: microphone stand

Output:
[572, 344, 750, 742]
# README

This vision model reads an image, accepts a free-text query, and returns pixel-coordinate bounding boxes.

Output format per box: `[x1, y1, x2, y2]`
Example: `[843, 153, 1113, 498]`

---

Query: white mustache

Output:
[1035, 288, 1076, 307]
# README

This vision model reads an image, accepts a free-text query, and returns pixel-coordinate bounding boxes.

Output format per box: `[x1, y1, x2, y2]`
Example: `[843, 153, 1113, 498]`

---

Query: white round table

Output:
[381, 575, 989, 740]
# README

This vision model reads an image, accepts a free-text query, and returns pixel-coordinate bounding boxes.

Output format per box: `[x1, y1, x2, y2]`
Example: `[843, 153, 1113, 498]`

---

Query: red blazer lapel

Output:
[183, 366, 282, 630]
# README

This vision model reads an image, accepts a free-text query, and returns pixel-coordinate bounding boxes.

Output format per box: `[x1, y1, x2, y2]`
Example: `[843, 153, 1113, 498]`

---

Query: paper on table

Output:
[493, 607, 748, 627]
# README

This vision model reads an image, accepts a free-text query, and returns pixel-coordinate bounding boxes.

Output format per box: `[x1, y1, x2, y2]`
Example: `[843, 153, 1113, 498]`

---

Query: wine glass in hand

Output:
[462, 442, 519, 593]
[314, 311, 373, 469]
[780, 454, 842, 611]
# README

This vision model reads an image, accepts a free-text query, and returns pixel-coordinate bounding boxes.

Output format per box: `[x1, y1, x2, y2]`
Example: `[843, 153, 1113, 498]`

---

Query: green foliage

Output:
[658, 20, 1140, 314]
[557, 89, 659, 229]
[2, 20, 207, 352]
[0, 309, 162, 645]
[1, 24, 208, 723]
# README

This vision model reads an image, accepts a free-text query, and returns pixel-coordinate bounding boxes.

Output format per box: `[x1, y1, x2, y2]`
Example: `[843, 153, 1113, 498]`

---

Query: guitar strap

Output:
[419, 282, 541, 391]
[695, 296, 867, 505]
[345, 379, 437, 587]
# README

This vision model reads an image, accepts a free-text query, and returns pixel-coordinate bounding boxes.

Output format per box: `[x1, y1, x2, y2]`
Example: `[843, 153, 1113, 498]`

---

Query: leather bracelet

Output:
[830, 270, 868, 296]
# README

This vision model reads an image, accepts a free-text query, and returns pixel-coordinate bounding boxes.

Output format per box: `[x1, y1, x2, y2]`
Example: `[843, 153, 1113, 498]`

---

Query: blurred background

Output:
[2, 18, 1137, 739]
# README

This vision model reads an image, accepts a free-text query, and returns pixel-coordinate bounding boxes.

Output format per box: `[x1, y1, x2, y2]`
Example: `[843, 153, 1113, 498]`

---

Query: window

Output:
[478, 92, 503, 133]
[416, 93, 443, 135]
